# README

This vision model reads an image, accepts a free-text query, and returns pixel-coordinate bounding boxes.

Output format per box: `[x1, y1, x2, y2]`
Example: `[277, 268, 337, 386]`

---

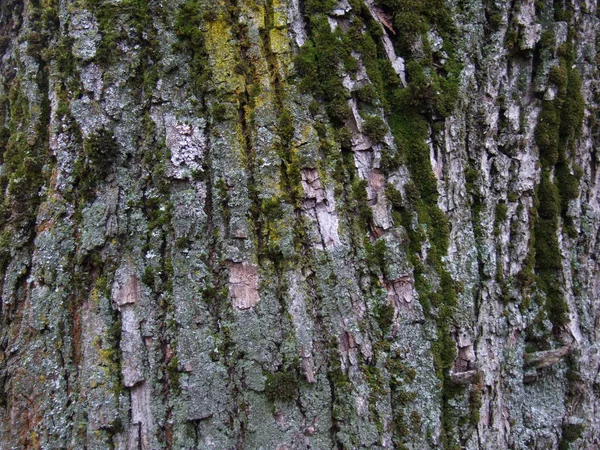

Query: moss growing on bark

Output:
[85, 0, 152, 66]
[174, 0, 212, 96]
[265, 370, 298, 402]
[376, 0, 453, 54]
[559, 423, 584, 450]
[362, 115, 388, 143]
[534, 172, 568, 328]
[293, 16, 350, 125]
[536, 101, 560, 168]
[72, 129, 119, 201]
[531, 27, 584, 330]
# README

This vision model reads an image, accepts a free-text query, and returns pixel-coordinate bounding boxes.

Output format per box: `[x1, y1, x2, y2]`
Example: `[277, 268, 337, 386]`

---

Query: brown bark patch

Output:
[114, 273, 140, 307]
[386, 276, 414, 306]
[228, 262, 260, 310]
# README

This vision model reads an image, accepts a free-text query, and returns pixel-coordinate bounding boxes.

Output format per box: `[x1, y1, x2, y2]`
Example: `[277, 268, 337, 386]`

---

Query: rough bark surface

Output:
[0, 0, 598, 449]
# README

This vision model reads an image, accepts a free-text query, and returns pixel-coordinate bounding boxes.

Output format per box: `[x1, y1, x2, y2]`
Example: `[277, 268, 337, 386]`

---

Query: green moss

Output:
[536, 101, 560, 168]
[295, 16, 351, 125]
[465, 166, 479, 186]
[365, 239, 387, 273]
[308, 101, 321, 116]
[495, 203, 508, 222]
[142, 267, 155, 289]
[404, 60, 459, 117]
[363, 365, 387, 405]
[25, 31, 45, 59]
[554, 4, 573, 22]
[304, 0, 337, 15]
[352, 178, 372, 226]
[507, 191, 519, 203]
[559, 68, 584, 147]
[103, 313, 125, 397]
[261, 197, 284, 222]
[389, 110, 438, 204]
[505, 26, 520, 53]
[381, 146, 405, 174]
[294, 42, 319, 92]
[535, 173, 560, 263]
[534, 35, 583, 244]
[334, 127, 353, 153]
[201, 284, 228, 313]
[385, 184, 403, 209]
[84, 129, 119, 176]
[393, 410, 409, 440]
[426, 207, 450, 254]
[559, 423, 584, 450]
[325, 98, 351, 125]
[534, 172, 568, 328]
[489, 13, 503, 28]
[533, 33, 583, 242]
[494, 203, 508, 236]
[174, 0, 211, 95]
[539, 29, 555, 49]
[1, 72, 51, 231]
[374, 301, 395, 333]
[394, 388, 417, 405]
[377, 0, 454, 54]
[70, 129, 119, 202]
[0, 36, 10, 54]
[85, 0, 152, 66]
[356, 84, 380, 105]
[349, 21, 387, 102]
[431, 318, 457, 373]
[555, 163, 579, 213]
[410, 410, 422, 431]
[265, 370, 298, 402]
[549, 62, 568, 93]
[278, 109, 295, 145]
[386, 354, 419, 447]
[329, 362, 351, 390]
[166, 356, 181, 395]
[469, 385, 482, 426]
[362, 115, 388, 143]
[517, 215, 537, 291]
[368, 0, 461, 118]
[212, 104, 231, 121]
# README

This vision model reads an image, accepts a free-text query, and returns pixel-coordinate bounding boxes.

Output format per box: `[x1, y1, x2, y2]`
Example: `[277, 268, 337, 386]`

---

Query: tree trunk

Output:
[0, 0, 598, 448]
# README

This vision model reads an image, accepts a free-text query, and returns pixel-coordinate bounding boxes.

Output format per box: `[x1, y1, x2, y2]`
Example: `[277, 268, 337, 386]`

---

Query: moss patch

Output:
[264, 370, 298, 402]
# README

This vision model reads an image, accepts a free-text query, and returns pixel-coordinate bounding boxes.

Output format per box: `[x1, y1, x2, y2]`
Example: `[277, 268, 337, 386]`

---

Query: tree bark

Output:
[0, 0, 598, 449]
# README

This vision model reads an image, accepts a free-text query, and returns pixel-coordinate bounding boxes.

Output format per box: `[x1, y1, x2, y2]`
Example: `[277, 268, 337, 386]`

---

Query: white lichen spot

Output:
[165, 114, 207, 178]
